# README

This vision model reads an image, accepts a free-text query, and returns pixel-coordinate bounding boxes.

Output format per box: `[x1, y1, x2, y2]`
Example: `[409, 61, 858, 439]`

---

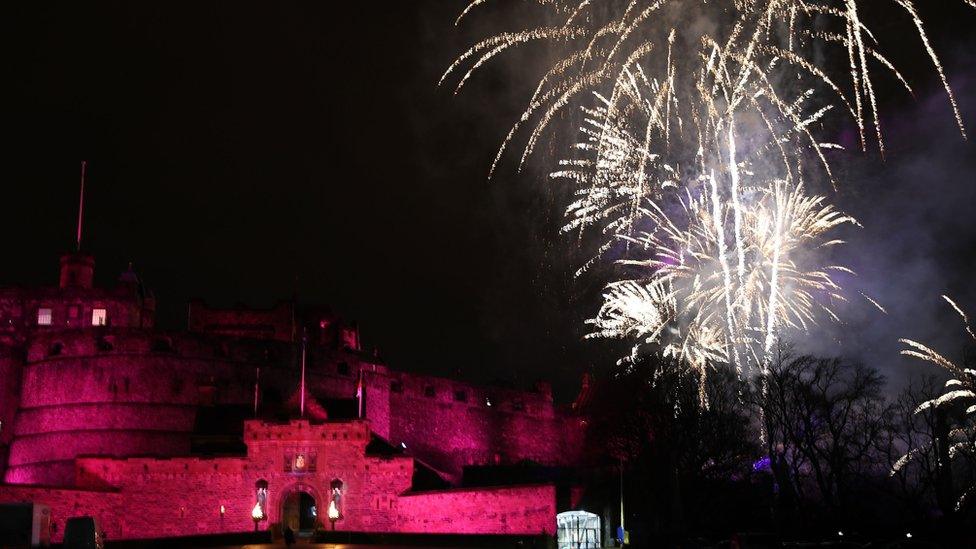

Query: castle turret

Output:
[59, 252, 94, 289]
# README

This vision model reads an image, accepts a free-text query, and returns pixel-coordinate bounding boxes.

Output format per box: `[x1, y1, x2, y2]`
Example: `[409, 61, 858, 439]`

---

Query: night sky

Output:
[2, 2, 975, 400]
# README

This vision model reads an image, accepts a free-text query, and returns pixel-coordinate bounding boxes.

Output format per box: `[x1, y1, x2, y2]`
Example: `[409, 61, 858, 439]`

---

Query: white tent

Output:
[557, 510, 601, 549]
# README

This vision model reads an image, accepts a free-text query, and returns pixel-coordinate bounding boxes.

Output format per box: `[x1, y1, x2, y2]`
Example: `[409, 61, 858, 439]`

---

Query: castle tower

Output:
[59, 252, 95, 289]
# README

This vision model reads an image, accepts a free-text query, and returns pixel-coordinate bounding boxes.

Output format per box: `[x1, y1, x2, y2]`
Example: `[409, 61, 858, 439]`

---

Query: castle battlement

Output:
[244, 419, 370, 445]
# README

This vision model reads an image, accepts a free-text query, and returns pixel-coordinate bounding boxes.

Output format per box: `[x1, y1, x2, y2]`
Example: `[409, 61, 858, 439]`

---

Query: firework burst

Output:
[588, 179, 856, 402]
[443, 0, 968, 395]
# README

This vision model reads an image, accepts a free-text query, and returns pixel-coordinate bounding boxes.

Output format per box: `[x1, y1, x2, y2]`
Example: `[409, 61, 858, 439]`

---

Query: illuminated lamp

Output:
[252, 479, 269, 531]
[328, 500, 340, 530]
[329, 478, 343, 530]
[251, 502, 264, 531]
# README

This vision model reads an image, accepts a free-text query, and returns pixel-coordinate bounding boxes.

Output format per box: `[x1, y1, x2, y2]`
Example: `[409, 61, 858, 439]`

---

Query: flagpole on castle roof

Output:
[254, 366, 260, 418]
[300, 330, 307, 418]
[76, 161, 87, 252]
[357, 368, 363, 419]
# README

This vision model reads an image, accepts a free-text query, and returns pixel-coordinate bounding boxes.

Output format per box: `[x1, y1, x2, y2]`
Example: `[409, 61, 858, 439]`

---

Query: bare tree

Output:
[889, 371, 976, 518]
[884, 376, 946, 517]
[583, 355, 757, 542]
[897, 297, 976, 516]
[759, 352, 892, 520]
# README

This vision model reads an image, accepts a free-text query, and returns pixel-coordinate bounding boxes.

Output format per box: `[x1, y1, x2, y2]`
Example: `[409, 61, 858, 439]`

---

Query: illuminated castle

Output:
[0, 251, 584, 542]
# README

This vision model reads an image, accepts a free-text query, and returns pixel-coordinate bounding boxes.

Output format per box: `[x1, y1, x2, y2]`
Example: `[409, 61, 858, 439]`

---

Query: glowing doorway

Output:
[282, 491, 318, 533]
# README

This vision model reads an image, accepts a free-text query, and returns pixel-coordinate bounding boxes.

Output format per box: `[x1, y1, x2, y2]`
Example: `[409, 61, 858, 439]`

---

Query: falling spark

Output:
[860, 292, 887, 314]
[943, 294, 976, 340]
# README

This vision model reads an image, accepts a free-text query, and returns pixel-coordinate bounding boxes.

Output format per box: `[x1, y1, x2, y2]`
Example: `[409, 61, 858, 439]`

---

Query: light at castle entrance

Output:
[252, 502, 264, 521]
[328, 499, 340, 531]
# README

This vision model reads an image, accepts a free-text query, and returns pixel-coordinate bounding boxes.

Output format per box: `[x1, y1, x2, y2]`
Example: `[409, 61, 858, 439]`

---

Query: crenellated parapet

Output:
[244, 419, 370, 447]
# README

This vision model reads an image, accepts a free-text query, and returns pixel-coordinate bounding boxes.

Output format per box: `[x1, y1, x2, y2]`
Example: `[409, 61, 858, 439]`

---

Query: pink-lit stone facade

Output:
[187, 300, 296, 342]
[398, 485, 556, 535]
[0, 252, 580, 540]
[0, 420, 556, 542]
[0, 254, 154, 348]
[2, 325, 582, 487]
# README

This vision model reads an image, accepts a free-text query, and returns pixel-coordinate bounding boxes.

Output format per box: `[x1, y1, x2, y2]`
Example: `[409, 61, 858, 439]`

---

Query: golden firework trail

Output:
[444, 0, 969, 398]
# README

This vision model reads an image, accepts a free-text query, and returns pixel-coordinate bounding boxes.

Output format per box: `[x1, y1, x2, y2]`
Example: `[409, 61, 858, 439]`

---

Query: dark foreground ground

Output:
[82, 532, 552, 549]
[41, 530, 969, 548]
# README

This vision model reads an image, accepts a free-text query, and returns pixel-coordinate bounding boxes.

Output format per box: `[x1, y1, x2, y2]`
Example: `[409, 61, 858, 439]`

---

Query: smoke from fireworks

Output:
[443, 0, 970, 400]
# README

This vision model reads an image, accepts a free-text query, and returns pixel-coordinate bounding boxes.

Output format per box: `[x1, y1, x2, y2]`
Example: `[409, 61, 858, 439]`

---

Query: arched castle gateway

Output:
[0, 252, 584, 542]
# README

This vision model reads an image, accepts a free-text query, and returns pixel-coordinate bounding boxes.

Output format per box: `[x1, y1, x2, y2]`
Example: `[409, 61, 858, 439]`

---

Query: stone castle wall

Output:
[0, 485, 125, 542]
[3, 308, 582, 491]
[187, 300, 295, 342]
[5, 328, 278, 486]
[397, 484, 557, 535]
[0, 420, 556, 542]
[0, 348, 23, 480]
[0, 254, 577, 541]
[383, 379, 582, 479]
[4, 326, 581, 487]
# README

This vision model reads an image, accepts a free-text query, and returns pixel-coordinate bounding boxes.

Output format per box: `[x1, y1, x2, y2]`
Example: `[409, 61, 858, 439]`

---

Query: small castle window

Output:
[424, 386, 436, 398]
[390, 380, 403, 393]
[37, 308, 52, 326]
[91, 308, 107, 326]
[96, 336, 114, 352]
[48, 342, 63, 357]
[152, 338, 174, 353]
[512, 400, 525, 412]
[453, 390, 468, 403]
[337, 362, 350, 376]
[214, 343, 229, 358]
